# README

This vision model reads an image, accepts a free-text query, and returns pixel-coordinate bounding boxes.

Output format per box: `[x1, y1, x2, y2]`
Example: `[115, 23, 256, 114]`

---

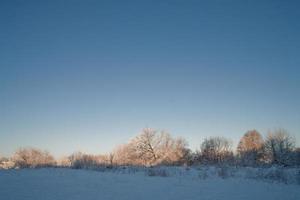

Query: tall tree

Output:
[237, 130, 264, 166]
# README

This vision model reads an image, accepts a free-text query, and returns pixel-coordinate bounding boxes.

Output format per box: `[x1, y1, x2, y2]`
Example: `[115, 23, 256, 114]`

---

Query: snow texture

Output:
[0, 168, 299, 200]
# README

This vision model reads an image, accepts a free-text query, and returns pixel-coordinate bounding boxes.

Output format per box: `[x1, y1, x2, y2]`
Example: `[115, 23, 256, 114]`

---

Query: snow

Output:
[0, 168, 299, 200]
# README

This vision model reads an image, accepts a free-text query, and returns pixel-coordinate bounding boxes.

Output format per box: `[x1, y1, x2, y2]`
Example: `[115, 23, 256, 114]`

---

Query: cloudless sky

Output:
[1, 0, 300, 157]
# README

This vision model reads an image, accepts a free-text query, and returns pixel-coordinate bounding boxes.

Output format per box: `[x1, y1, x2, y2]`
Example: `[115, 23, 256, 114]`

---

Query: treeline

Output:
[0, 128, 299, 169]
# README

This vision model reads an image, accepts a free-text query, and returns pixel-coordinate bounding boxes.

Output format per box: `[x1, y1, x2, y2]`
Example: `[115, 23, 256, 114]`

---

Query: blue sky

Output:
[1, 0, 300, 157]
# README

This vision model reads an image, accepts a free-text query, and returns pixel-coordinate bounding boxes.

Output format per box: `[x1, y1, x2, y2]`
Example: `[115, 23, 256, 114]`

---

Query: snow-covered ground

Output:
[0, 168, 299, 200]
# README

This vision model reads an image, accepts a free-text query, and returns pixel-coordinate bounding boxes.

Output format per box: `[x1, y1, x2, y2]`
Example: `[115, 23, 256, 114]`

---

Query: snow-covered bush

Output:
[146, 168, 169, 177]
[198, 168, 208, 179]
[243, 166, 300, 184]
[217, 166, 234, 179]
[261, 167, 287, 183]
[297, 170, 300, 184]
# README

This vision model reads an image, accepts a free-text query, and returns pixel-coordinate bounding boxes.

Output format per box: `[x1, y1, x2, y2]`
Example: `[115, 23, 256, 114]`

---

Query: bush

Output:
[262, 167, 288, 183]
[297, 170, 300, 185]
[0, 157, 15, 169]
[198, 168, 208, 180]
[146, 168, 169, 177]
[217, 166, 233, 179]
[68, 152, 107, 169]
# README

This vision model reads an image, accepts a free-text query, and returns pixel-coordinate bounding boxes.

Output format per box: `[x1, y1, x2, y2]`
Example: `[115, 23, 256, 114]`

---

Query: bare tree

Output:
[237, 130, 264, 166]
[200, 137, 233, 165]
[264, 128, 295, 166]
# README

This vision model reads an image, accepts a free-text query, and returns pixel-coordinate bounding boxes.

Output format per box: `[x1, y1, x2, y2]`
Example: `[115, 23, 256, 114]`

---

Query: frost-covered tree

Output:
[0, 156, 14, 169]
[107, 152, 114, 167]
[113, 143, 136, 165]
[131, 128, 161, 166]
[57, 156, 72, 167]
[0, 156, 7, 167]
[264, 129, 295, 166]
[113, 128, 190, 166]
[157, 135, 190, 165]
[237, 130, 264, 166]
[200, 137, 233, 165]
[13, 147, 56, 168]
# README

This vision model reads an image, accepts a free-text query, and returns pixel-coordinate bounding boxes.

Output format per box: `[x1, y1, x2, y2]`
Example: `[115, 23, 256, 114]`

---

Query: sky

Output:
[0, 0, 300, 157]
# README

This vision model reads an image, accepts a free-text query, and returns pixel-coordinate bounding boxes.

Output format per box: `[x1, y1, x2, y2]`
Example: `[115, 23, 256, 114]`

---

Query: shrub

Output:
[146, 168, 169, 177]
[69, 152, 98, 169]
[198, 168, 208, 180]
[297, 170, 300, 185]
[217, 166, 233, 179]
[262, 167, 288, 183]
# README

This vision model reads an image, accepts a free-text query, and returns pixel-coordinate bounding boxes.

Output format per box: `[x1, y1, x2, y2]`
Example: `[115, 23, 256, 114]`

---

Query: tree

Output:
[107, 152, 114, 167]
[131, 128, 161, 166]
[293, 148, 300, 166]
[68, 152, 101, 169]
[113, 143, 136, 166]
[237, 130, 264, 166]
[0, 156, 14, 169]
[113, 128, 190, 166]
[264, 128, 295, 166]
[57, 156, 71, 167]
[200, 137, 233, 165]
[157, 135, 190, 165]
[13, 147, 56, 168]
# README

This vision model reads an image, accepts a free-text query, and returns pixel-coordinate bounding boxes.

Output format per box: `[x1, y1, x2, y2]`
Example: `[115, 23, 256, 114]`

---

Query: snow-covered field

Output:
[0, 168, 299, 200]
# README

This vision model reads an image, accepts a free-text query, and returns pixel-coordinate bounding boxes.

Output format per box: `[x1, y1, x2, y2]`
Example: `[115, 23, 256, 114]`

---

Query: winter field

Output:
[0, 167, 299, 200]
